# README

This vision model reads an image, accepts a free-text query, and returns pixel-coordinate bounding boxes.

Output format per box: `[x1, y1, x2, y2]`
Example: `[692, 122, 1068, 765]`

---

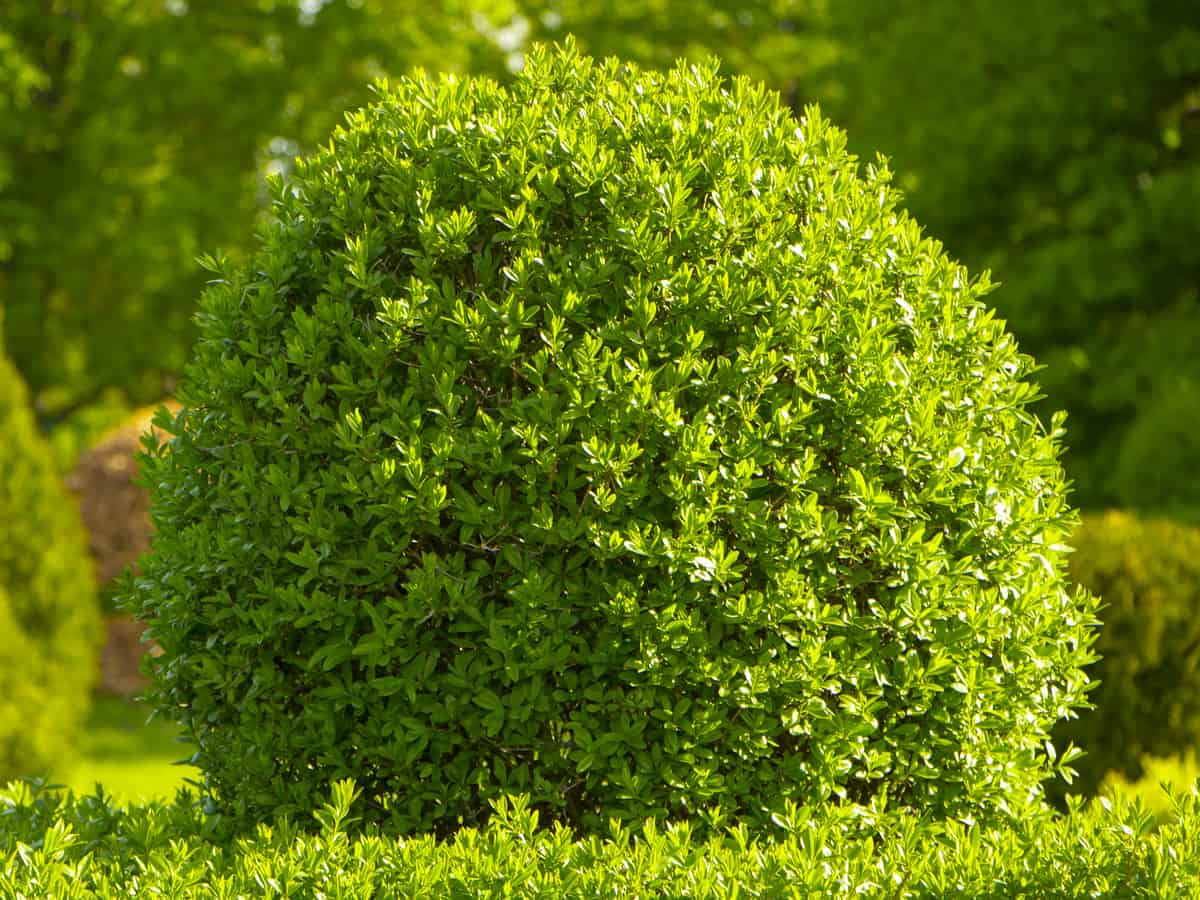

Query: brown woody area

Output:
[66, 401, 179, 695]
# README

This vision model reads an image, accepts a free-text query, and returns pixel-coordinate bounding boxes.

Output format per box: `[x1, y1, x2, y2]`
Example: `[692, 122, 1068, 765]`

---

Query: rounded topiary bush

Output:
[0, 336, 101, 779]
[1054, 511, 1200, 795]
[124, 42, 1098, 837]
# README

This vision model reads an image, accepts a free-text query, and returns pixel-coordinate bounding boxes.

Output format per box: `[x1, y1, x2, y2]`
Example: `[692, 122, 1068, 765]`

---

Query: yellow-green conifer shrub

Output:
[124, 42, 1098, 838]
[1055, 511, 1200, 795]
[0, 336, 101, 779]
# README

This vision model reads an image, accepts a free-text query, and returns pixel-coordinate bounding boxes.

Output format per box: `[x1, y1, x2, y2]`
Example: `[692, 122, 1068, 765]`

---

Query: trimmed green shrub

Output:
[1055, 511, 1200, 794]
[3, 779, 1200, 898]
[123, 42, 1097, 837]
[0, 334, 101, 779]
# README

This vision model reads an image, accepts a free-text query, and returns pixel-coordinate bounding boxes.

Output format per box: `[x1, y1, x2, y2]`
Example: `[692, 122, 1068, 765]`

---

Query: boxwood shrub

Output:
[123, 41, 1098, 837]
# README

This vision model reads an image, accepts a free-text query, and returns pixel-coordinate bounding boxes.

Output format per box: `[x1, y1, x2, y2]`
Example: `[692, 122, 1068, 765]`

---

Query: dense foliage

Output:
[0, 336, 100, 780]
[1056, 511, 1200, 794]
[3, 779, 1200, 898]
[123, 43, 1096, 837]
[3, 2, 1196, 891]
[4, 1, 1195, 897]
[813, 0, 1200, 516]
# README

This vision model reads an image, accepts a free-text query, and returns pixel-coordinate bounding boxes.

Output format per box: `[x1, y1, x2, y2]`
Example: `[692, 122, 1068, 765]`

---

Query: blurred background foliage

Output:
[0, 0, 1197, 804]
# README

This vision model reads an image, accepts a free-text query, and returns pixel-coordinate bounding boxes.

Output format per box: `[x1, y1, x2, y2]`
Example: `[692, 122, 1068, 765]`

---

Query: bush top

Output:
[127, 41, 1096, 837]
[0, 338, 100, 780]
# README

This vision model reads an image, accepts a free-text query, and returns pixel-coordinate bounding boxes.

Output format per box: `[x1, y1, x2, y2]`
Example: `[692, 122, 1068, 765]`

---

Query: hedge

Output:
[3, 779, 1200, 898]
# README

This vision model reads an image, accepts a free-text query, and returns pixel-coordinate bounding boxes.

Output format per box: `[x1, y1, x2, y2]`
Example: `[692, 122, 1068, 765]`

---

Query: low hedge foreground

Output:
[3, 779, 1200, 898]
[1055, 511, 1200, 795]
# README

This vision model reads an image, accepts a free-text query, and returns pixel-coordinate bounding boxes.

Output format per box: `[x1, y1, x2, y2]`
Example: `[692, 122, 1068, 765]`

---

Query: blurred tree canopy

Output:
[3, 0, 1198, 521]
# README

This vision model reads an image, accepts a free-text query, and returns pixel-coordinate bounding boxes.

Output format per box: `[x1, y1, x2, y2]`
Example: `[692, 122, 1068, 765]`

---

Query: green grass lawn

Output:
[59, 694, 197, 803]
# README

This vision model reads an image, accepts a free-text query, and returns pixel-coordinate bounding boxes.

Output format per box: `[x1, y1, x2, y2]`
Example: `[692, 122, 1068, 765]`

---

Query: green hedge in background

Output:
[1098, 749, 1200, 830]
[812, 0, 1200, 517]
[0, 0, 517, 428]
[0, 333, 100, 781]
[1056, 511, 1200, 796]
